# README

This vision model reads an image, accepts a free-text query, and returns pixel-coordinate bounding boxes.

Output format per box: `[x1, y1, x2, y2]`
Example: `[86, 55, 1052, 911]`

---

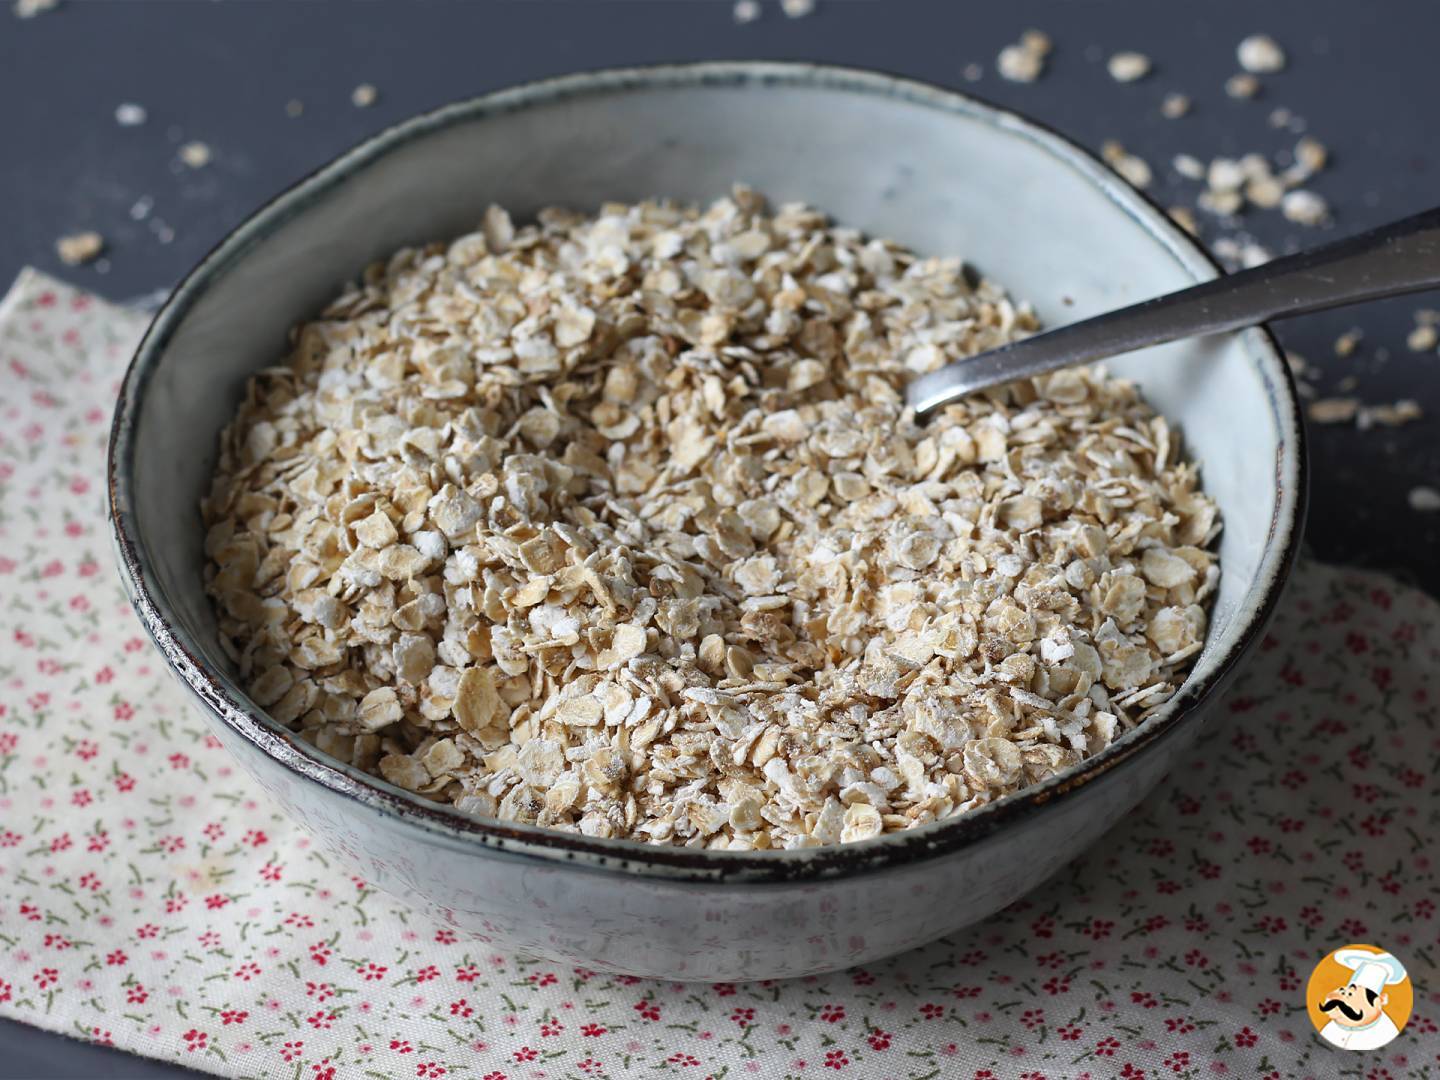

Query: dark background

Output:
[1, 1, 1436, 1075]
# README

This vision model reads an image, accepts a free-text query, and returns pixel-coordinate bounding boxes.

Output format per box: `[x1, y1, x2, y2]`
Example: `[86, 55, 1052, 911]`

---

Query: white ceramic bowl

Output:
[108, 63, 1305, 981]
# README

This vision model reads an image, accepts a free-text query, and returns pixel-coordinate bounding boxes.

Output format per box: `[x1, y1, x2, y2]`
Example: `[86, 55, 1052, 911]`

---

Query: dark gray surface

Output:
[1, 1, 1437, 1076]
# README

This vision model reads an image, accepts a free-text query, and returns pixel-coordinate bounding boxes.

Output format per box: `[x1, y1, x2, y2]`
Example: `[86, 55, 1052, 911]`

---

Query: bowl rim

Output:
[107, 59, 1307, 884]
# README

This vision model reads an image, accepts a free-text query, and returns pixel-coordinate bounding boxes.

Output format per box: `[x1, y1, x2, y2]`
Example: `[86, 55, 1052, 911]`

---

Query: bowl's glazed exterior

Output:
[108, 63, 1305, 981]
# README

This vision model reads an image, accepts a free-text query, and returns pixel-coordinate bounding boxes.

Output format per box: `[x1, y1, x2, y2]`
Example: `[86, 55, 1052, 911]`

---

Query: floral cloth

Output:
[0, 267, 1436, 1080]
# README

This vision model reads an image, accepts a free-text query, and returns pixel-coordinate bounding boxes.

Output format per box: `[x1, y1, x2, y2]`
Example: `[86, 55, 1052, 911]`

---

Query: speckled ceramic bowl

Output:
[108, 62, 1305, 981]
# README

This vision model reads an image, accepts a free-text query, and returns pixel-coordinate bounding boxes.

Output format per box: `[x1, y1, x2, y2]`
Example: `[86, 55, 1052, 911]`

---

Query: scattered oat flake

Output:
[115, 103, 147, 127]
[13, 0, 58, 16]
[732, 0, 759, 23]
[1307, 398, 1358, 424]
[996, 34, 1047, 83]
[1334, 329, 1363, 358]
[1160, 93, 1190, 119]
[1225, 73, 1260, 99]
[285, 99, 304, 118]
[179, 141, 212, 169]
[1409, 486, 1440, 512]
[1359, 400, 1422, 429]
[55, 231, 103, 266]
[961, 62, 984, 82]
[351, 83, 378, 108]
[1167, 206, 1199, 236]
[779, 0, 813, 17]
[1173, 154, 1204, 180]
[1107, 51, 1151, 83]
[1280, 189, 1328, 226]
[1101, 141, 1152, 188]
[1238, 34, 1286, 74]
[1407, 324, 1438, 352]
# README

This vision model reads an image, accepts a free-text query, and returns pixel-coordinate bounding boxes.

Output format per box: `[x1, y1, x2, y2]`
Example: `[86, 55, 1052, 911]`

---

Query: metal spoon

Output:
[906, 205, 1440, 415]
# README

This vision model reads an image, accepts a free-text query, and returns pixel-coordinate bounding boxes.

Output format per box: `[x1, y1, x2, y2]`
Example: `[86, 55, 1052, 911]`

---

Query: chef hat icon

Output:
[1334, 948, 1407, 994]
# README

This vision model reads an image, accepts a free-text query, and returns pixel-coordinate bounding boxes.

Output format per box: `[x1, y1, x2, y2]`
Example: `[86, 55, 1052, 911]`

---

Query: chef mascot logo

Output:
[1306, 944, 1412, 1051]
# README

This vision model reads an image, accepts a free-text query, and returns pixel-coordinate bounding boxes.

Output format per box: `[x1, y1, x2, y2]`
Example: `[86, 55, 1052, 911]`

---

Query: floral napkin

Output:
[0, 268, 1436, 1080]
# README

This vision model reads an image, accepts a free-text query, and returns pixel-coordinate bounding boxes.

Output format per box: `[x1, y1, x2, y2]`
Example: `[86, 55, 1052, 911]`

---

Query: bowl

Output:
[107, 62, 1305, 981]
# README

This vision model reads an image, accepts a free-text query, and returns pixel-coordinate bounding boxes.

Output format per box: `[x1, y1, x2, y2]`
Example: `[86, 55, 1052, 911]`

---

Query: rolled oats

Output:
[204, 189, 1220, 850]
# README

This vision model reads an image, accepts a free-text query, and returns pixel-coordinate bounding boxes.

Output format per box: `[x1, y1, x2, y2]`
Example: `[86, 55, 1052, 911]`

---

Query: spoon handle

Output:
[907, 204, 1440, 415]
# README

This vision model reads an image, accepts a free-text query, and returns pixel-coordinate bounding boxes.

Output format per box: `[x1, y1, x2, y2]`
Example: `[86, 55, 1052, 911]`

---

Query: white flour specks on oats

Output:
[202, 189, 1220, 849]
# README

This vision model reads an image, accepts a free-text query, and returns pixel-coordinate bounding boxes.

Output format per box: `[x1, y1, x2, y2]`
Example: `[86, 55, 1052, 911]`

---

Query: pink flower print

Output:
[449, 998, 474, 1018]
[359, 961, 387, 980]
[412, 964, 440, 983]
[514, 1046, 539, 1062]
[667, 1053, 701, 1067]
[181, 1029, 207, 1053]
[219, 1009, 248, 1025]
[634, 999, 661, 1022]
[280, 1041, 304, 1063]
[819, 1003, 845, 1023]
[305, 1010, 337, 1029]
[416, 1065, 446, 1079]
[581, 1023, 606, 1037]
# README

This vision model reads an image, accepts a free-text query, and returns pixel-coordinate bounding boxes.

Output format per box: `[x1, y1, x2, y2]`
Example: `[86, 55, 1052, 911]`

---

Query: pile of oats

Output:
[202, 189, 1219, 850]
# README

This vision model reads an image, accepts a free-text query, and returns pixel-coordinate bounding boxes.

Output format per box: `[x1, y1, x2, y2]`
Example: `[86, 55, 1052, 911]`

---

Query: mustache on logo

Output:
[1320, 998, 1364, 1022]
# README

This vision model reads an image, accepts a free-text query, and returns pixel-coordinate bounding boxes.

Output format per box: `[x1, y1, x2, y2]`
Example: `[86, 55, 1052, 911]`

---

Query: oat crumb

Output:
[179, 141, 212, 169]
[1237, 34, 1286, 74]
[1334, 329, 1363, 358]
[351, 83, 378, 108]
[1359, 400, 1422, 429]
[1225, 73, 1261, 99]
[1409, 486, 1440, 512]
[732, 0, 760, 23]
[1107, 51, 1152, 83]
[115, 103, 147, 127]
[1101, 140, 1152, 188]
[1407, 324, 1438, 352]
[1173, 153, 1205, 180]
[13, 0, 58, 16]
[779, 0, 813, 17]
[1307, 398, 1359, 424]
[997, 32, 1048, 83]
[1161, 93, 1191, 119]
[1281, 189, 1328, 226]
[285, 99, 305, 119]
[55, 231, 104, 266]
